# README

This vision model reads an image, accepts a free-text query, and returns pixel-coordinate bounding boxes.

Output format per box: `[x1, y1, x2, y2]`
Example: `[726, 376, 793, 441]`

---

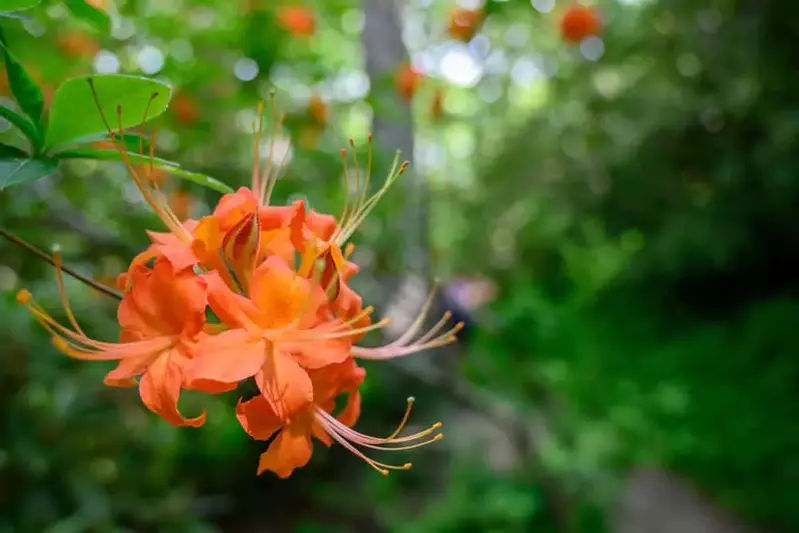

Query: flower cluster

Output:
[17, 106, 461, 478]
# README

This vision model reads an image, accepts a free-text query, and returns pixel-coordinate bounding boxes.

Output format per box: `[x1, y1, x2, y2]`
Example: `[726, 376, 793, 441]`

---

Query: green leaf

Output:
[0, 104, 39, 145]
[0, 10, 32, 20]
[54, 131, 151, 154]
[64, 0, 110, 33]
[0, 0, 41, 12]
[0, 157, 57, 190]
[0, 32, 45, 131]
[58, 149, 234, 194]
[0, 142, 28, 157]
[45, 74, 172, 150]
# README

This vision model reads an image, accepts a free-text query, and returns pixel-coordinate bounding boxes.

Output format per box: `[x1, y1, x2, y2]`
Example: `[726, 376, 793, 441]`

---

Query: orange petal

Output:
[305, 208, 337, 242]
[309, 359, 366, 404]
[205, 271, 261, 330]
[259, 228, 295, 264]
[256, 347, 313, 421]
[186, 378, 238, 394]
[213, 187, 258, 227]
[256, 421, 313, 478]
[249, 256, 325, 329]
[311, 421, 333, 446]
[154, 241, 198, 272]
[289, 199, 307, 252]
[117, 258, 207, 338]
[103, 353, 152, 387]
[188, 329, 264, 384]
[150, 258, 208, 335]
[138, 350, 206, 427]
[337, 390, 361, 427]
[280, 333, 352, 369]
[258, 204, 296, 230]
[236, 394, 283, 440]
[221, 211, 261, 293]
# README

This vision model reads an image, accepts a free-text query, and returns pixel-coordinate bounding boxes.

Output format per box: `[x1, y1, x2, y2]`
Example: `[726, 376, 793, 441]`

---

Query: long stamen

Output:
[52, 247, 85, 336]
[321, 305, 375, 334]
[252, 101, 265, 196]
[351, 287, 464, 360]
[349, 139, 362, 227]
[387, 284, 439, 348]
[16, 289, 169, 359]
[359, 135, 373, 214]
[283, 318, 390, 342]
[387, 396, 415, 440]
[258, 94, 277, 204]
[334, 153, 407, 246]
[86, 80, 191, 242]
[263, 112, 289, 206]
[313, 401, 443, 475]
[318, 408, 441, 445]
[335, 148, 353, 237]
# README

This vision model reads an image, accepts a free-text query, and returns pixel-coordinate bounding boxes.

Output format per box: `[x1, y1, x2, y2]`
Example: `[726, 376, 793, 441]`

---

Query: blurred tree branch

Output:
[360, 1, 577, 531]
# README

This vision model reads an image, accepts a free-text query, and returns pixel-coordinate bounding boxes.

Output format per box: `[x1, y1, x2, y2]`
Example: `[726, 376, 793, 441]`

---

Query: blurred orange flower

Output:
[171, 92, 199, 126]
[308, 95, 328, 125]
[396, 62, 423, 102]
[57, 32, 100, 59]
[447, 7, 484, 42]
[277, 4, 316, 37]
[560, 4, 602, 44]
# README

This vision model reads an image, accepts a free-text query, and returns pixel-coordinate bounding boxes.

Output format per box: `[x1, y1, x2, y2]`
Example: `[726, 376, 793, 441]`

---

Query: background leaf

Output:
[0, 142, 28, 157]
[0, 156, 56, 189]
[0, 10, 33, 19]
[55, 131, 151, 153]
[44, 74, 172, 150]
[57, 148, 234, 193]
[0, 30, 45, 135]
[0, 104, 39, 145]
[0, 0, 41, 12]
[64, 0, 111, 33]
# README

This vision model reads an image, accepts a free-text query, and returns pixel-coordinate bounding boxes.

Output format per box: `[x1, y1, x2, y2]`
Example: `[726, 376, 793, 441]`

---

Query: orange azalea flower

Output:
[396, 63, 423, 102]
[237, 358, 363, 477]
[186, 256, 379, 421]
[10, 98, 464, 476]
[276, 4, 316, 37]
[18, 255, 208, 427]
[237, 359, 441, 477]
[447, 7, 484, 42]
[560, 4, 601, 44]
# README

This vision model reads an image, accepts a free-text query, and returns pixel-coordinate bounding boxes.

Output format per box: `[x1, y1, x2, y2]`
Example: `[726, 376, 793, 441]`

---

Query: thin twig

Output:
[0, 228, 123, 301]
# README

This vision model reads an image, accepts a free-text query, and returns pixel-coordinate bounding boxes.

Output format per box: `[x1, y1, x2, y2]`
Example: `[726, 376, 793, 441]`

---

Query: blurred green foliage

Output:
[1, 0, 798, 532]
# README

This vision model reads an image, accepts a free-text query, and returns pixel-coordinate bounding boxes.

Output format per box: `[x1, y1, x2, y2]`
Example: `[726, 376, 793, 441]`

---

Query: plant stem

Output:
[0, 227, 123, 301]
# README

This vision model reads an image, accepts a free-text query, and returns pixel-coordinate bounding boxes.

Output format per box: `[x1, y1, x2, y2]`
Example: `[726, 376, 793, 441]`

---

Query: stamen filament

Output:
[349, 139, 361, 227]
[86, 80, 191, 243]
[388, 284, 439, 348]
[52, 248, 85, 336]
[252, 101, 265, 196]
[314, 405, 442, 476]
